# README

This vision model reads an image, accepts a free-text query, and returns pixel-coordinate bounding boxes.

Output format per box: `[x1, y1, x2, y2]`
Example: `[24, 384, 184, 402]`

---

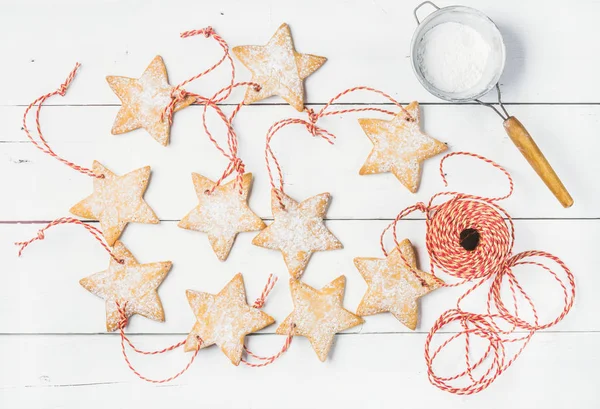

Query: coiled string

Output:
[382, 152, 575, 395]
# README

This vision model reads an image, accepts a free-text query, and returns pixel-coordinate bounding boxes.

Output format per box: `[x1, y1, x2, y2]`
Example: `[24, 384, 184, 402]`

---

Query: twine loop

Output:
[241, 273, 295, 368]
[264, 86, 411, 209]
[115, 300, 201, 384]
[23, 63, 103, 178]
[383, 152, 575, 395]
[15, 217, 122, 263]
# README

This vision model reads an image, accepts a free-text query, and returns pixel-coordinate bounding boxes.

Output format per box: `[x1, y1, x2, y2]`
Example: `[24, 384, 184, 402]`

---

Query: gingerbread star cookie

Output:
[184, 273, 275, 365]
[107, 55, 195, 146]
[70, 161, 159, 247]
[232, 23, 327, 111]
[178, 173, 265, 261]
[79, 240, 172, 332]
[358, 101, 447, 193]
[276, 276, 364, 361]
[354, 238, 442, 330]
[252, 190, 342, 279]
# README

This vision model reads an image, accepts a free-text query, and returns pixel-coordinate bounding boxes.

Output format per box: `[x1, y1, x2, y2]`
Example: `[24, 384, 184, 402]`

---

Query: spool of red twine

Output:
[385, 152, 575, 395]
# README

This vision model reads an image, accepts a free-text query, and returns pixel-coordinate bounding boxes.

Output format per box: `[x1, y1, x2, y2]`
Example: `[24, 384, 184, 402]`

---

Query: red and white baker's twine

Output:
[21, 27, 574, 391]
[241, 274, 296, 367]
[16, 220, 292, 381]
[19, 26, 299, 384]
[265, 87, 413, 208]
[15, 217, 123, 264]
[162, 27, 256, 194]
[22, 63, 103, 178]
[22, 26, 251, 193]
[115, 274, 292, 382]
[381, 152, 575, 395]
[115, 301, 202, 384]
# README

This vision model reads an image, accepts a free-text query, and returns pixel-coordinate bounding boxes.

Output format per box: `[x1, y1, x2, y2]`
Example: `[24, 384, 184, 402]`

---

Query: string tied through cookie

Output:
[253, 273, 278, 309]
[264, 87, 412, 209]
[240, 273, 294, 367]
[382, 152, 575, 395]
[176, 29, 253, 194]
[22, 63, 104, 179]
[241, 323, 295, 368]
[115, 301, 202, 384]
[161, 26, 234, 125]
[15, 217, 123, 264]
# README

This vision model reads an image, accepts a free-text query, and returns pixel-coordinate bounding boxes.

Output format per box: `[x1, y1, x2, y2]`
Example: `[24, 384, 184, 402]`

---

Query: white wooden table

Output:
[1, 0, 598, 408]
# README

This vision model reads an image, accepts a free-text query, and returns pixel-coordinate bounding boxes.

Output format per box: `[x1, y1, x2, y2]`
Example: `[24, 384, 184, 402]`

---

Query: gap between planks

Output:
[1, 218, 598, 223]
[1, 330, 597, 336]
[6, 102, 600, 108]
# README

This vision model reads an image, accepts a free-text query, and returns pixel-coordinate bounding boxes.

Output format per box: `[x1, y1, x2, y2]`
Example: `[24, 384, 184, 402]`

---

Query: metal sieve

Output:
[410, 1, 573, 208]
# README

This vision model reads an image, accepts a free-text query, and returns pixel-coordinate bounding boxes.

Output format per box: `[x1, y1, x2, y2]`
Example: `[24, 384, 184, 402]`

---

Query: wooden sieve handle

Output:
[503, 116, 573, 208]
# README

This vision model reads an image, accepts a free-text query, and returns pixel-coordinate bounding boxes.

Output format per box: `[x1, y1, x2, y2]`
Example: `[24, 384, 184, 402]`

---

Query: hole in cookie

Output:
[459, 228, 480, 251]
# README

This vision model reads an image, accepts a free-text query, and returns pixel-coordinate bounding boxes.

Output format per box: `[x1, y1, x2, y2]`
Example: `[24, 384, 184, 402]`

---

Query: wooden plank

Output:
[0, 332, 597, 408]
[3, 0, 600, 105]
[3, 104, 596, 220]
[1, 219, 591, 334]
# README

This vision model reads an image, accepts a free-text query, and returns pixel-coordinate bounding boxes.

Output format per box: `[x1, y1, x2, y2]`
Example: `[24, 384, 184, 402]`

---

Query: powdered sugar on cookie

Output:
[252, 190, 342, 279]
[79, 241, 172, 332]
[358, 101, 447, 193]
[232, 23, 326, 111]
[70, 161, 159, 247]
[185, 273, 275, 365]
[354, 239, 442, 330]
[276, 276, 363, 361]
[107, 55, 195, 146]
[178, 173, 265, 261]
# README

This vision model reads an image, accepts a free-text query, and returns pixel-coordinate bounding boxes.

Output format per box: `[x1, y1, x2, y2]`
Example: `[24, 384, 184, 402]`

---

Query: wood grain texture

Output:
[2, 0, 598, 407]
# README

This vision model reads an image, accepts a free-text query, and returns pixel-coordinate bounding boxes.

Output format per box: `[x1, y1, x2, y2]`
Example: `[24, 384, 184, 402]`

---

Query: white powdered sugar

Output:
[417, 22, 491, 93]
[252, 190, 342, 279]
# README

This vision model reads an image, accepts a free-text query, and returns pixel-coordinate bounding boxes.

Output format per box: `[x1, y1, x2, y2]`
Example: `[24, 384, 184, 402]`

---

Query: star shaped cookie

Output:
[232, 23, 327, 111]
[358, 101, 447, 193]
[354, 238, 442, 330]
[276, 276, 364, 361]
[184, 273, 275, 365]
[178, 173, 265, 261]
[252, 190, 342, 279]
[107, 55, 196, 146]
[70, 161, 159, 247]
[79, 240, 172, 332]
